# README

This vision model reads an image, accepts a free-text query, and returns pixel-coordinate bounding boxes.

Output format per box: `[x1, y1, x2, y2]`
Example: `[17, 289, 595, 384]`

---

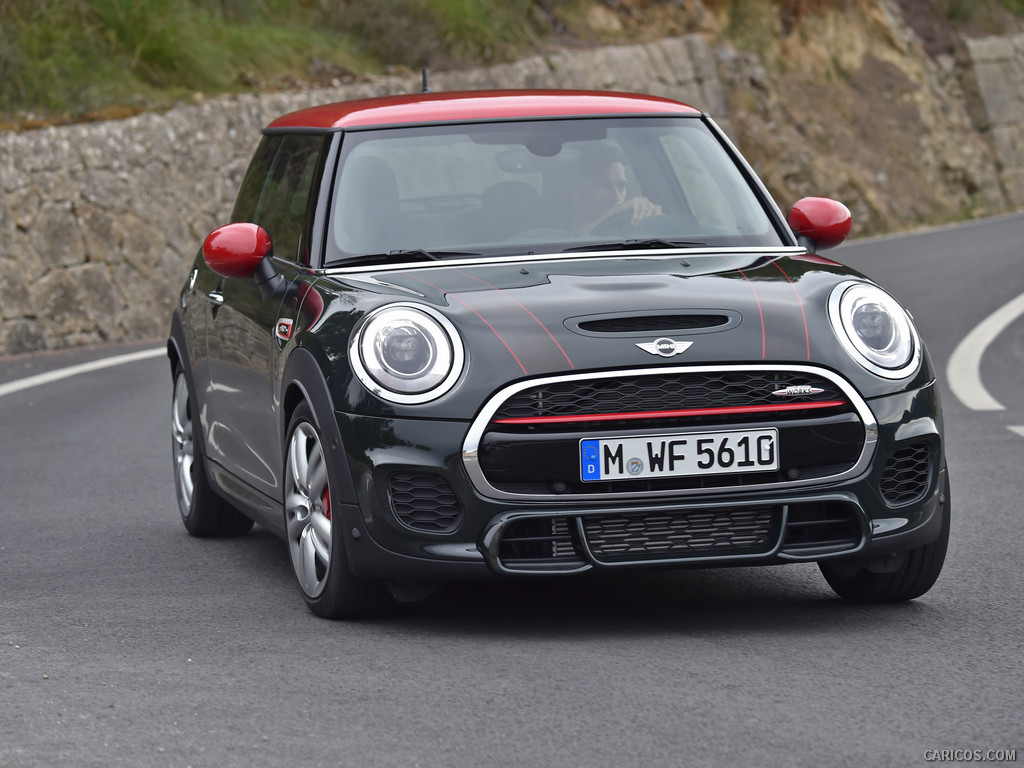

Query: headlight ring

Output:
[351, 304, 465, 404]
[828, 281, 921, 379]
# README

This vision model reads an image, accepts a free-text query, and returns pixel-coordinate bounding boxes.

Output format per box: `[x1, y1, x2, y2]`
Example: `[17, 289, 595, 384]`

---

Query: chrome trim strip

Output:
[462, 364, 878, 502]
[322, 246, 805, 275]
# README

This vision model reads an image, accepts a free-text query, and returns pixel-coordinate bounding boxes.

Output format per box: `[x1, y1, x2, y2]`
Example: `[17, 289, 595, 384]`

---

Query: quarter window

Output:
[235, 134, 325, 264]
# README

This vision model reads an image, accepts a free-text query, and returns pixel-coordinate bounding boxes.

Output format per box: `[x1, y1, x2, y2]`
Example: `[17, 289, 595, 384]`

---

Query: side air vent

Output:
[389, 472, 463, 533]
[880, 443, 931, 506]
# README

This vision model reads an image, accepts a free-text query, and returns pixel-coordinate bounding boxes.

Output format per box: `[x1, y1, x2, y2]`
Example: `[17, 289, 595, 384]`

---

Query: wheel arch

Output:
[280, 346, 360, 506]
[167, 311, 189, 377]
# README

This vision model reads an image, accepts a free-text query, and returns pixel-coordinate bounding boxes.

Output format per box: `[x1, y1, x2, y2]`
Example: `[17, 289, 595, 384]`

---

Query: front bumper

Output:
[335, 379, 944, 581]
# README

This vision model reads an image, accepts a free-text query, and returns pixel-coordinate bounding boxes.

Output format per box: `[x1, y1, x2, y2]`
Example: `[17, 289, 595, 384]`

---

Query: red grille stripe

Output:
[492, 400, 847, 425]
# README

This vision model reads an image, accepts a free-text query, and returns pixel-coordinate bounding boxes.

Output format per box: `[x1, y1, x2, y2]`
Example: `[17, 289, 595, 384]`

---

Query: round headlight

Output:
[351, 304, 464, 403]
[828, 281, 920, 378]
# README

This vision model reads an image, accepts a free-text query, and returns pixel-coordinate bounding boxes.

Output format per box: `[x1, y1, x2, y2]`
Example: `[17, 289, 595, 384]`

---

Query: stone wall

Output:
[959, 33, 1024, 205]
[0, 19, 1021, 357]
[0, 36, 724, 356]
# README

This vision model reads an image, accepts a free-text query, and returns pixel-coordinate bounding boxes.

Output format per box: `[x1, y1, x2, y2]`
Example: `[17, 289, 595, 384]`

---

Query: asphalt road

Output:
[2, 215, 1023, 767]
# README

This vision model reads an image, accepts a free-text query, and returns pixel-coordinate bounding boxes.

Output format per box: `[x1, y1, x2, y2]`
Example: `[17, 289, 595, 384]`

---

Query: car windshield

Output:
[325, 116, 785, 265]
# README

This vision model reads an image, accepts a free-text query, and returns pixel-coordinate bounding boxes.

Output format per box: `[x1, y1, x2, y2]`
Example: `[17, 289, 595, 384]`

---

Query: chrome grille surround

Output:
[463, 364, 878, 502]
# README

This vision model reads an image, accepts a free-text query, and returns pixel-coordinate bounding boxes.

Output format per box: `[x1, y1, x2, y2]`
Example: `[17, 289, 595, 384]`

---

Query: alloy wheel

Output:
[171, 372, 195, 516]
[285, 421, 332, 598]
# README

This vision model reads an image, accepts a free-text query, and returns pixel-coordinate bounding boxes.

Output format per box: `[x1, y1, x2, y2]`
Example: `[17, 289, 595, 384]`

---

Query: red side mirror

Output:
[202, 223, 272, 279]
[787, 197, 852, 251]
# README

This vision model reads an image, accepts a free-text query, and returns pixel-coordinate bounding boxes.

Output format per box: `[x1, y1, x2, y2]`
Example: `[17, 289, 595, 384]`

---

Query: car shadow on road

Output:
[219, 526, 944, 638]
[386, 565, 942, 639]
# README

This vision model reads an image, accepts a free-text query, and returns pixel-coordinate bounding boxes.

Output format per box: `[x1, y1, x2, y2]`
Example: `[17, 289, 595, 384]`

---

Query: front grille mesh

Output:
[389, 472, 463, 533]
[494, 371, 845, 421]
[880, 443, 931, 505]
[582, 506, 776, 561]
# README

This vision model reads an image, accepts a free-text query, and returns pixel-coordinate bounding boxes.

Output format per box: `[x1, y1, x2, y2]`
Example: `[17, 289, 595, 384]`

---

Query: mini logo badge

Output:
[275, 319, 294, 342]
[772, 384, 825, 397]
[636, 338, 693, 358]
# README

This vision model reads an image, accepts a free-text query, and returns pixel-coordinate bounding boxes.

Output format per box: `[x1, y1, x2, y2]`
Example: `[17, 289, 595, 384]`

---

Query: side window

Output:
[247, 134, 325, 264]
[231, 136, 281, 223]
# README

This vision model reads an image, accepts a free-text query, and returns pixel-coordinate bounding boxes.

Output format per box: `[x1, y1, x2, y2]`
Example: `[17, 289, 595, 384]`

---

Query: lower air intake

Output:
[582, 506, 777, 562]
[497, 517, 584, 571]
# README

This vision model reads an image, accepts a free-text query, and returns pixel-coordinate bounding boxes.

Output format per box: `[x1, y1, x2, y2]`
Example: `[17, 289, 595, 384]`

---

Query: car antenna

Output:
[421, 68, 430, 93]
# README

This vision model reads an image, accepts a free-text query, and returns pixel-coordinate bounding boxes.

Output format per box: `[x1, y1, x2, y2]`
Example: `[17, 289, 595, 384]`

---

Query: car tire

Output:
[171, 365, 254, 538]
[283, 402, 389, 619]
[820, 470, 950, 603]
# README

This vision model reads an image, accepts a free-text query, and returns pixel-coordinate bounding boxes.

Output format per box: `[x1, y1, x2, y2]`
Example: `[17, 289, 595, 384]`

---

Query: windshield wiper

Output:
[561, 239, 707, 253]
[335, 248, 482, 266]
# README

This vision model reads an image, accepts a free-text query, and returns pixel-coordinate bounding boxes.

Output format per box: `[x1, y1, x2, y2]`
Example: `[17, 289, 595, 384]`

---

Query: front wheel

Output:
[820, 471, 950, 603]
[283, 402, 389, 619]
[171, 365, 253, 538]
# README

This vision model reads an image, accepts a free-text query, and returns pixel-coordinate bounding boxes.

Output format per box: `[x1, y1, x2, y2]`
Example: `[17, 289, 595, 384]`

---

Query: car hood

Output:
[320, 249, 930, 415]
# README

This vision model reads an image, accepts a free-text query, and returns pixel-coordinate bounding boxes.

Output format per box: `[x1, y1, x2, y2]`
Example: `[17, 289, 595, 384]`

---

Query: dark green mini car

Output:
[167, 89, 949, 618]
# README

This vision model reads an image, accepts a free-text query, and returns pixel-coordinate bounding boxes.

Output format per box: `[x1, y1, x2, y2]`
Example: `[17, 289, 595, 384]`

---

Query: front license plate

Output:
[580, 428, 778, 482]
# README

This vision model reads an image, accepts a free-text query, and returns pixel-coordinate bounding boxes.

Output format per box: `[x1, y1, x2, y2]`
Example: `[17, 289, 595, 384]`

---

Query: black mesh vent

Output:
[577, 314, 728, 333]
[497, 517, 584, 571]
[780, 502, 862, 555]
[582, 506, 778, 562]
[389, 472, 463, 533]
[494, 371, 846, 421]
[880, 443, 931, 506]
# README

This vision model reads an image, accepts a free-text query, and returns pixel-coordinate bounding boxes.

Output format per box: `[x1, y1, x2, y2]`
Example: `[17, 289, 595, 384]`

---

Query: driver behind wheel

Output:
[568, 144, 662, 234]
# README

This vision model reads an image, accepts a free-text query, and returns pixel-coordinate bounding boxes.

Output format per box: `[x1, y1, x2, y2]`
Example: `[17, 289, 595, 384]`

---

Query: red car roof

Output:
[266, 89, 701, 130]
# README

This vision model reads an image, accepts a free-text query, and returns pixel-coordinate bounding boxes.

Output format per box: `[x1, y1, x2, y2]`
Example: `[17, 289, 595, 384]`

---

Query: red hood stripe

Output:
[457, 269, 575, 369]
[770, 258, 810, 360]
[410, 275, 529, 374]
[722, 255, 766, 359]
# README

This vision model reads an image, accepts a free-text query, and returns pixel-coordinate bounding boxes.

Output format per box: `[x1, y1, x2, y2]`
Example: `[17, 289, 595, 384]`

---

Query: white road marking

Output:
[0, 347, 165, 399]
[946, 291, 1024, 411]
[1009, 426, 1024, 439]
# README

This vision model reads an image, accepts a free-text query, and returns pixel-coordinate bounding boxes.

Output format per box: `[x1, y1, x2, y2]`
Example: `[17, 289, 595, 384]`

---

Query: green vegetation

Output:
[0, 0, 573, 125]
[943, 0, 1024, 23]
[2, 0, 1024, 127]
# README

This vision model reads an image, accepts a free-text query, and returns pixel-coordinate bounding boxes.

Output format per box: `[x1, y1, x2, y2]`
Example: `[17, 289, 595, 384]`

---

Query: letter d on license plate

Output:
[580, 428, 778, 481]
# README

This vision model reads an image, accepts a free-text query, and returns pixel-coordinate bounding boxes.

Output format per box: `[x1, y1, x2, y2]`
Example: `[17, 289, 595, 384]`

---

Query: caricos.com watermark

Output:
[924, 750, 1017, 763]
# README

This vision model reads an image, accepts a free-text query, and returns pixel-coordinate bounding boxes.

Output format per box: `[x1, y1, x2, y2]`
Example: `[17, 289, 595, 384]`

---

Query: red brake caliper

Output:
[320, 487, 331, 520]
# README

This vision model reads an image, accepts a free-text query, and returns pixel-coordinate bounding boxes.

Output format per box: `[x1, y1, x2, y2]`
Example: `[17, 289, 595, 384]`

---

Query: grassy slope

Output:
[1, 0, 1022, 129]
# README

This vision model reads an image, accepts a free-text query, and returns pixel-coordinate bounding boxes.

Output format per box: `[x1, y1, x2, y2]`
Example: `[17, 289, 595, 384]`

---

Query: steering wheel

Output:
[590, 208, 642, 237]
